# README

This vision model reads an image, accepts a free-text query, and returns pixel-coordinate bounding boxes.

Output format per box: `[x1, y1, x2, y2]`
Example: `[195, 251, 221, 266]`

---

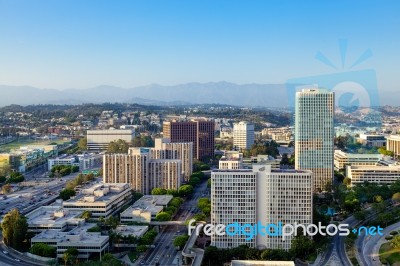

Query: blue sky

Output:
[0, 0, 399, 92]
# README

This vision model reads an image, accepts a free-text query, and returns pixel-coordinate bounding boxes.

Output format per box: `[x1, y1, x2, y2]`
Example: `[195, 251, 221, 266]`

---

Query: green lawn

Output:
[0, 138, 68, 152]
[380, 242, 400, 265]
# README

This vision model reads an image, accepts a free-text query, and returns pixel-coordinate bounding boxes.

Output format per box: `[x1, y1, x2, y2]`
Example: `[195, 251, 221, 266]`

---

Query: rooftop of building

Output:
[347, 165, 400, 170]
[134, 195, 173, 206]
[32, 223, 108, 245]
[334, 150, 383, 158]
[26, 206, 83, 227]
[87, 129, 134, 134]
[387, 135, 400, 140]
[114, 225, 149, 237]
[63, 182, 130, 205]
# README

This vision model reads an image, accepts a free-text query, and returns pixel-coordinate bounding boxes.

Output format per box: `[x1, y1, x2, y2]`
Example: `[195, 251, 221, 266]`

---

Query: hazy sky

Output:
[0, 0, 399, 92]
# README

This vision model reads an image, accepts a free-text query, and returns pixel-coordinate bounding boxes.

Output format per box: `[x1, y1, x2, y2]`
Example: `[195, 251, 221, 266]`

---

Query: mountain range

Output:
[0, 82, 397, 107]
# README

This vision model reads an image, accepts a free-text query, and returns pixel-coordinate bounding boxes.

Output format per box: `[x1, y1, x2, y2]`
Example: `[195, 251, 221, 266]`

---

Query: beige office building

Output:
[151, 138, 193, 181]
[148, 159, 181, 191]
[103, 150, 149, 193]
[387, 135, 400, 158]
[334, 150, 383, 170]
[295, 88, 334, 192]
[87, 129, 134, 150]
[346, 165, 400, 186]
[103, 148, 182, 194]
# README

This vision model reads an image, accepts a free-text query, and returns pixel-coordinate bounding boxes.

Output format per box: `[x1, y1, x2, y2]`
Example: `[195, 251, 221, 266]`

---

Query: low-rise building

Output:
[219, 151, 244, 170]
[48, 154, 102, 171]
[113, 225, 149, 247]
[231, 261, 295, 266]
[31, 223, 109, 260]
[334, 150, 383, 170]
[347, 165, 400, 186]
[120, 195, 172, 224]
[26, 206, 84, 233]
[357, 134, 386, 147]
[62, 183, 132, 219]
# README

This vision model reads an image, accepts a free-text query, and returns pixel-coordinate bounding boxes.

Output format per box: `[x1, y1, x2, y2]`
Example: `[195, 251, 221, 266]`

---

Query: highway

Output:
[316, 215, 357, 266]
[139, 180, 209, 266]
[0, 237, 46, 266]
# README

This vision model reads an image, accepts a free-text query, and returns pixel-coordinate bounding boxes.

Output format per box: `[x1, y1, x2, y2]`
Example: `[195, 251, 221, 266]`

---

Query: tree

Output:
[173, 235, 189, 250]
[78, 137, 87, 150]
[2, 183, 12, 194]
[1, 208, 28, 251]
[179, 184, 194, 197]
[354, 210, 367, 221]
[189, 176, 201, 187]
[136, 245, 148, 253]
[280, 154, 289, 165]
[392, 192, 400, 204]
[132, 136, 154, 147]
[30, 243, 56, 257]
[107, 139, 129, 153]
[290, 231, 314, 259]
[207, 178, 211, 188]
[80, 211, 91, 220]
[64, 248, 78, 266]
[151, 187, 167, 195]
[155, 212, 172, 221]
[59, 188, 76, 200]
[343, 177, 351, 186]
[132, 191, 144, 201]
[7, 172, 24, 183]
[391, 235, 400, 249]
[169, 197, 183, 208]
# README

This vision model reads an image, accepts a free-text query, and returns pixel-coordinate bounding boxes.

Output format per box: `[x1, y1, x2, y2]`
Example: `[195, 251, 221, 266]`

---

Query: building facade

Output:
[62, 183, 132, 219]
[334, 150, 383, 170]
[233, 121, 255, 150]
[346, 165, 400, 186]
[211, 164, 313, 250]
[163, 120, 215, 161]
[295, 88, 334, 192]
[387, 135, 400, 158]
[86, 129, 134, 150]
[151, 138, 193, 181]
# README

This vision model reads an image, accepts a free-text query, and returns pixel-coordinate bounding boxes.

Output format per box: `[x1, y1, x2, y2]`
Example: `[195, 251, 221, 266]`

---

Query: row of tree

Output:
[50, 164, 79, 177]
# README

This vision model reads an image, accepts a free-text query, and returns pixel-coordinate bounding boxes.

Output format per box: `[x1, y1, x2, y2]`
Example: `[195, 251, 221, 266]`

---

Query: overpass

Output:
[149, 221, 186, 226]
[181, 223, 205, 266]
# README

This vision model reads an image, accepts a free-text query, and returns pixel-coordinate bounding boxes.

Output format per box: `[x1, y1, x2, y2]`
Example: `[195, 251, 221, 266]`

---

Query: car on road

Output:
[14, 258, 21, 262]
[3, 250, 8, 254]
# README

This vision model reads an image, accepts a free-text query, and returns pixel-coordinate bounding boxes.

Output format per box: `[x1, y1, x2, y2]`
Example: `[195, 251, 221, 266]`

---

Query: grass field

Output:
[0, 137, 68, 152]
[380, 242, 400, 265]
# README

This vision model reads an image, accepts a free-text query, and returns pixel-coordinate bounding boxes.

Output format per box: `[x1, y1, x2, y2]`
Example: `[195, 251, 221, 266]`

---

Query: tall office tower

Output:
[148, 159, 181, 191]
[211, 164, 313, 250]
[233, 121, 255, 150]
[295, 88, 334, 192]
[103, 150, 149, 193]
[163, 120, 215, 161]
[151, 138, 193, 181]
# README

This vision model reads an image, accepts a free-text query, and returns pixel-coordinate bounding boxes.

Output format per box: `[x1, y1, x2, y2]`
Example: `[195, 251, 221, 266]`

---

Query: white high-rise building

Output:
[233, 121, 255, 150]
[295, 88, 334, 192]
[211, 164, 313, 250]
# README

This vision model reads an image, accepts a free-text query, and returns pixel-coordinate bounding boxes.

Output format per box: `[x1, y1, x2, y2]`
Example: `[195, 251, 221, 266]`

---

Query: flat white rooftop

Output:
[115, 225, 149, 238]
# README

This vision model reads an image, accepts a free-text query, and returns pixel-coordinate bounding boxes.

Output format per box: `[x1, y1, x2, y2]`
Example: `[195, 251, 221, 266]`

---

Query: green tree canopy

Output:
[151, 187, 167, 195]
[173, 235, 189, 250]
[1, 208, 28, 251]
[179, 184, 194, 197]
[107, 139, 130, 153]
[155, 212, 172, 221]
[59, 188, 76, 200]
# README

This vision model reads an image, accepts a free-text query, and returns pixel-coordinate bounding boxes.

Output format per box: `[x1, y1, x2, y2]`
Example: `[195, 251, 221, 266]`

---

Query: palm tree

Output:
[63, 253, 70, 266]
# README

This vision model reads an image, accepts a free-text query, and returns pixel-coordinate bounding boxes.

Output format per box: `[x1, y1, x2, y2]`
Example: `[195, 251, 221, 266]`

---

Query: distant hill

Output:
[0, 82, 288, 107]
[1, 82, 396, 107]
